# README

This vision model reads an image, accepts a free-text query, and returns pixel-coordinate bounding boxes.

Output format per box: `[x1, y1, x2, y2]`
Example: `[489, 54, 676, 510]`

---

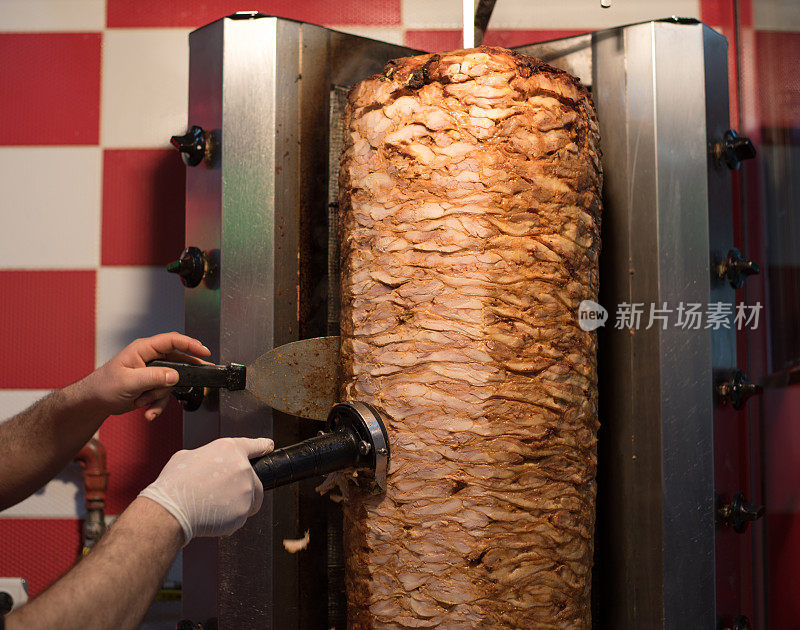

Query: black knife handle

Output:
[147, 360, 246, 390]
[251, 427, 361, 490]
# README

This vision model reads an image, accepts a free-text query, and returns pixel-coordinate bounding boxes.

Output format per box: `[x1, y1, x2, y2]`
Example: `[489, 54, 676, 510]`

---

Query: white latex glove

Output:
[139, 437, 274, 545]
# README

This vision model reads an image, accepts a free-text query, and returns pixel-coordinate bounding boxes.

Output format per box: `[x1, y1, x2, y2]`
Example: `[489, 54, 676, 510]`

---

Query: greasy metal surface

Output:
[247, 336, 339, 422]
[182, 15, 419, 629]
[327, 86, 349, 337]
[519, 21, 720, 628]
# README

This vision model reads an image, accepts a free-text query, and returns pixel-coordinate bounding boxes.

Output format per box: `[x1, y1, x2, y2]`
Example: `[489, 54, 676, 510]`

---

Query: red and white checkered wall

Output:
[0, 0, 797, 606]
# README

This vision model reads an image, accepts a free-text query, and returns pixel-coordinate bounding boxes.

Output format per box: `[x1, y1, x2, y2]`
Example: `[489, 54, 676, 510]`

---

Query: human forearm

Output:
[0, 381, 108, 510]
[0, 333, 209, 510]
[6, 497, 183, 630]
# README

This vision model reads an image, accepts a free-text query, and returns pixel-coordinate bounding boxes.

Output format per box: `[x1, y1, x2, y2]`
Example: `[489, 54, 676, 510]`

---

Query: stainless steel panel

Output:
[704, 27, 756, 627]
[651, 24, 717, 630]
[216, 16, 280, 629]
[182, 15, 419, 628]
[183, 19, 223, 627]
[596, 21, 718, 628]
[519, 20, 724, 628]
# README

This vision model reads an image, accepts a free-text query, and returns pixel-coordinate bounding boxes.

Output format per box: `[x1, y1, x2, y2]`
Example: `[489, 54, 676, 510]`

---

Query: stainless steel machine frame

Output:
[517, 20, 741, 628]
[180, 13, 419, 628]
[179, 14, 742, 628]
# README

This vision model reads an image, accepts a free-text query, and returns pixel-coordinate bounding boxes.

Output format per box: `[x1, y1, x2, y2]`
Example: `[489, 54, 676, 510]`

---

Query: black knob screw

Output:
[167, 246, 206, 288]
[712, 129, 756, 170]
[717, 493, 765, 533]
[170, 126, 208, 167]
[171, 386, 205, 412]
[733, 616, 752, 630]
[717, 369, 762, 410]
[717, 248, 760, 290]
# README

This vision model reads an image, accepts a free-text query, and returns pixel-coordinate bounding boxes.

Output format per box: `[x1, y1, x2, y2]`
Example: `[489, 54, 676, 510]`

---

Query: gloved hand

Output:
[139, 437, 274, 544]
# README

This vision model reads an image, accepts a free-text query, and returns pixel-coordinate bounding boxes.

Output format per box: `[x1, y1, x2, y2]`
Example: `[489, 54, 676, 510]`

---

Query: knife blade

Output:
[148, 336, 340, 421]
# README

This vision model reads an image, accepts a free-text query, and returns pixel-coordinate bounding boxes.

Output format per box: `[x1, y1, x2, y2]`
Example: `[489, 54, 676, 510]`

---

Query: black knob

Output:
[717, 369, 762, 410]
[171, 386, 205, 412]
[713, 129, 756, 170]
[718, 248, 760, 290]
[0, 591, 13, 615]
[718, 493, 765, 533]
[733, 616, 752, 630]
[167, 246, 206, 288]
[170, 126, 207, 167]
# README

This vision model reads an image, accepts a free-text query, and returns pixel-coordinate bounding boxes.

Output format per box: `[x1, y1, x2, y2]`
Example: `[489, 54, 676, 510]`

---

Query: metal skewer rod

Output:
[462, 0, 474, 48]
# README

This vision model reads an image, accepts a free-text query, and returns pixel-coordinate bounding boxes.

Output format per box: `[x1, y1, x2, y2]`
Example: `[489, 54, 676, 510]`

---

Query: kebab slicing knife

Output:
[148, 335, 340, 422]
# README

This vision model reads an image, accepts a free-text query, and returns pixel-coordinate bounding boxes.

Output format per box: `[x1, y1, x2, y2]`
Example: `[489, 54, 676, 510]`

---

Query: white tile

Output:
[0, 390, 52, 421]
[0, 465, 84, 518]
[0, 390, 84, 518]
[754, 0, 800, 31]
[95, 267, 184, 367]
[0, 0, 105, 32]
[101, 29, 191, 149]
[0, 147, 101, 270]
[329, 26, 405, 46]
[402, 0, 700, 30]
[403, 0, 465, 29]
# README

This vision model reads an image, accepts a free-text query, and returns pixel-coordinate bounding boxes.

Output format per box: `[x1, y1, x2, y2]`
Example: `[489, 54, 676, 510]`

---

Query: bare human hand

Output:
[76, 332, 211, 421]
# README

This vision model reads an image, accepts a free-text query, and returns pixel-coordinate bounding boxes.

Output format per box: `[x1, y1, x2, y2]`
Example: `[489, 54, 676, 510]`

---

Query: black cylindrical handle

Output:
[251, 427, 361, 490]
[147, 360, 245, 390]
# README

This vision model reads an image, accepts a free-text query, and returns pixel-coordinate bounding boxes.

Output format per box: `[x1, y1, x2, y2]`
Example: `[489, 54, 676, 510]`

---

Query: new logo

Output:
[578, 300, 608, 331]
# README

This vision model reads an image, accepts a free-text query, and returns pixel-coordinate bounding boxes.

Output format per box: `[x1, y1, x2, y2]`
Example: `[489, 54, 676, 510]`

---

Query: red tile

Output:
[107, 0, 401, 28]
[0, 271, 95, 389]
[483, 29, 588, 48]
[101, 149, 186, 266]
[0, 33, 101, 146]
[99, 398, 183, 515]
[0, 519, 82, 597]
[405, 29, 589, 53]
[404, 30, 462, 52]
[756, 31, 800, 129]
[700, 0, 753, 29]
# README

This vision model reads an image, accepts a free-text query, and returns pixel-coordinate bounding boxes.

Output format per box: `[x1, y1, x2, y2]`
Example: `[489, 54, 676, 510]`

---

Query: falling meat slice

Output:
[282, 530, 310, 554]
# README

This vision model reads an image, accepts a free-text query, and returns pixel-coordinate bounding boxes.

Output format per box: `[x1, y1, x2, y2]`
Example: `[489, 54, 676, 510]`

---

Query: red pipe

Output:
[73, 437, 108, 552]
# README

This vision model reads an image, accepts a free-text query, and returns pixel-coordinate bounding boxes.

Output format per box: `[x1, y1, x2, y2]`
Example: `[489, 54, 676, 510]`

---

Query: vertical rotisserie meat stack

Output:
[338, 46, 602, 629]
